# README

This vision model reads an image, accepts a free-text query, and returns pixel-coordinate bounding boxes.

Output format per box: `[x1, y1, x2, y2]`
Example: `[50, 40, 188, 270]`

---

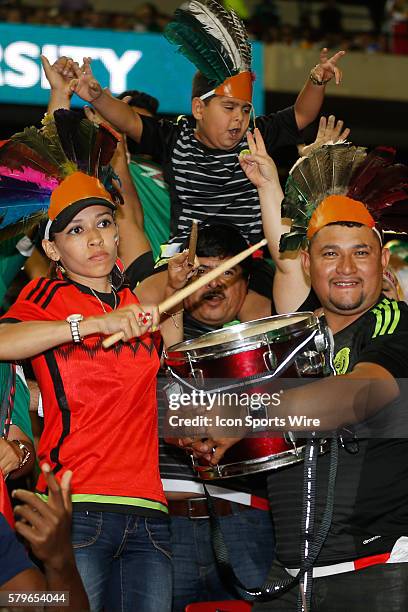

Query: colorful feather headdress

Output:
[0, 109, 122, 242]
[279, 143, 408, 252]
[164, 0, 253, 103]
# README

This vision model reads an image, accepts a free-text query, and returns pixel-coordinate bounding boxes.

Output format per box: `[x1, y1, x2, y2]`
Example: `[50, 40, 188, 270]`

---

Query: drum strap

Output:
[203, 434, 339, 605]
[297, 434, 338, 611]
[299, 436, 318, 611]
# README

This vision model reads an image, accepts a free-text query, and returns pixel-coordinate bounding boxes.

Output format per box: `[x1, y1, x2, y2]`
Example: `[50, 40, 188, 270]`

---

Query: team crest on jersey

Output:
[334, 347, 351, 374]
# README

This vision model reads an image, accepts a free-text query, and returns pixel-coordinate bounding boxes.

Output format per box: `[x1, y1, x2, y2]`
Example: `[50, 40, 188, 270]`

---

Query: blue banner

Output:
[0, 23, 264, 114]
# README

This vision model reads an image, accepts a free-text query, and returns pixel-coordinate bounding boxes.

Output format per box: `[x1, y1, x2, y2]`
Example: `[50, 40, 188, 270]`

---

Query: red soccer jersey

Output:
[2, 277, 167, 514]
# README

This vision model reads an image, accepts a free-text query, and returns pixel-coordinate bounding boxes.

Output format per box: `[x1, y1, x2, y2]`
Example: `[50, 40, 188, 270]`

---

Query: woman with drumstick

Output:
[0, 111, 192, 612]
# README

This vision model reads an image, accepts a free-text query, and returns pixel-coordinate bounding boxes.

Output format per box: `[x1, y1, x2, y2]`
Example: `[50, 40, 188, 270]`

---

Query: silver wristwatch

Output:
[66, 314, 84, 343]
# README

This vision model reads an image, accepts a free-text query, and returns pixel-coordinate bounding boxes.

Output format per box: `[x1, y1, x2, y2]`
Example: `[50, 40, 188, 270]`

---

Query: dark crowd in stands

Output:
[2, 0, 408, 55]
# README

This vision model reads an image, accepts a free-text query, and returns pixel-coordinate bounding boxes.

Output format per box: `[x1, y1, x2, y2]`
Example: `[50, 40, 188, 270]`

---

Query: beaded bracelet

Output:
[309, 67, 331, 86]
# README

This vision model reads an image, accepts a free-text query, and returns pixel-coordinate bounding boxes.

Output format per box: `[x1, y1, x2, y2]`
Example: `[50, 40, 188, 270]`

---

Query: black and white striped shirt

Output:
[171, 119, 261, 243]
[137, 107, 301, 246]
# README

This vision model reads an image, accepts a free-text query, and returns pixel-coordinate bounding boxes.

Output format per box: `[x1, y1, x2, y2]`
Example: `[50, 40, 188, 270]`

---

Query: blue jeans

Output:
[71, 511, 172, 612]
[170, 505, 275, 612]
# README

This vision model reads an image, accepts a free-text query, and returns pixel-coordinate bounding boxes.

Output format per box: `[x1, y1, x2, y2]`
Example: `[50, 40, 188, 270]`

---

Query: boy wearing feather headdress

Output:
[66, 0, 344, 255]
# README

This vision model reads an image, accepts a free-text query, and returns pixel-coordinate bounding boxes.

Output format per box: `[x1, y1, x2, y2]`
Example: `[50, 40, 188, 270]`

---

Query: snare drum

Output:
[165, 312, 333, 479]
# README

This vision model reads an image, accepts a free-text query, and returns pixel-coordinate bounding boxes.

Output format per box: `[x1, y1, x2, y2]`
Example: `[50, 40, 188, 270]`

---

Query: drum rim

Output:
[195, 446, 307, 479]
[195, 439, 330, 479]
[166, 312, 318, 362]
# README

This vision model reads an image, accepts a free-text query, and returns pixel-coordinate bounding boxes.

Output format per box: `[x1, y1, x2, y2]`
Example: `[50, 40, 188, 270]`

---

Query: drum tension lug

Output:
[314, 332, 327, 353]
[287, 431, 299, 457]
[263, 350, 277, 372]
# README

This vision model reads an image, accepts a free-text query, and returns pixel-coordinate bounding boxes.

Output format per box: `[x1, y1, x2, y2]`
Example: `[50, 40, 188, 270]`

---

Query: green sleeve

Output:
[129, 158, 171, 260]
[12, 373, 33, 442]
[0, 236, 27, 307]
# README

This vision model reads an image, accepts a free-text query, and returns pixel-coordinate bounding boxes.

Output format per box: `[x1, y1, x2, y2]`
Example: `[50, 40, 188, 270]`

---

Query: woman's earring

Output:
[57, 261, 66, 274]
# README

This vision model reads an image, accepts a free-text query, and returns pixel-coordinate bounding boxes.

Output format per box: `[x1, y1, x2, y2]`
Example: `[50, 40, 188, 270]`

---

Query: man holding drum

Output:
[160, 223, 276, 612]
[185, 132, 408, 611]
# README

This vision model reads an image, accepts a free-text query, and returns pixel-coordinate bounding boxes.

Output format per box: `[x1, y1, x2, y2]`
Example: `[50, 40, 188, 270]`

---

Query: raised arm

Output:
[83, 105, 151, 268]
[113, 141, 152, 266]
[294, 48, 345, 130]
[69, 58, 143, 142]
[239, 128, 309, 313]
[41, 55, 76, 114]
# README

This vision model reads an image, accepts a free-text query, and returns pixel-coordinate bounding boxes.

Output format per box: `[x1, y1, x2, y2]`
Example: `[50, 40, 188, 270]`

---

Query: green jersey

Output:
[129, 156, 171, 260]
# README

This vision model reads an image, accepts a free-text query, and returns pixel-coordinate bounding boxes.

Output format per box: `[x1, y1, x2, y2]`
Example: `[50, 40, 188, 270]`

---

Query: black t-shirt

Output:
[298, 288, 320, 313]
[135, 108, 301, 246]
[268, 296, 408, 567]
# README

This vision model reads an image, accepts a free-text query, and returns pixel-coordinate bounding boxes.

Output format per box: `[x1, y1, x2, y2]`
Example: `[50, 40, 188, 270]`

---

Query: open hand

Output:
[300, 115, 350, 157]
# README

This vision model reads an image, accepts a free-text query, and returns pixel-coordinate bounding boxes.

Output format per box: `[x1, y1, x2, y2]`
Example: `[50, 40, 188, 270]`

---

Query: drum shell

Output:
[166, 312, 322, 480]
[165, 327, 316, 462]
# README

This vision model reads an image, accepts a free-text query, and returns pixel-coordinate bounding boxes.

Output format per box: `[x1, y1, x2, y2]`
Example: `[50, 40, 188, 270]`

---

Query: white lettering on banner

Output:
[95, 49, 142, 93]
[54, 46, 142, 93]
[4, 41, 39, 87]
[0, 41, 142, 93]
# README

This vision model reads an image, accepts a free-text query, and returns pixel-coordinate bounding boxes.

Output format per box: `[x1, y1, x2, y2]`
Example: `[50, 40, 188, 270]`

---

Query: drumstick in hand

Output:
[188, 221, 198, 266]
[102, 238, 267, 348]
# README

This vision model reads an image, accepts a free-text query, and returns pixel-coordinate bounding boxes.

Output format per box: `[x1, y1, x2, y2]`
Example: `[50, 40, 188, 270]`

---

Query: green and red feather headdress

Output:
[0, 109, 122, 241]
[280, 143, 408, 252]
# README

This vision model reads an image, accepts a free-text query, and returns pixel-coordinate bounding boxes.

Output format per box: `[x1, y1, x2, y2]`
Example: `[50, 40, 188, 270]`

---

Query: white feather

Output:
[229, 7, 252, 70]
[187, 0, 242, 71]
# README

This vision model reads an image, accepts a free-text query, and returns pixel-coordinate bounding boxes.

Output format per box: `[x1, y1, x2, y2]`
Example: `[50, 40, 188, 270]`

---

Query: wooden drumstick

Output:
[188, 220, 198, 266]
[102, 238, 267, 349]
